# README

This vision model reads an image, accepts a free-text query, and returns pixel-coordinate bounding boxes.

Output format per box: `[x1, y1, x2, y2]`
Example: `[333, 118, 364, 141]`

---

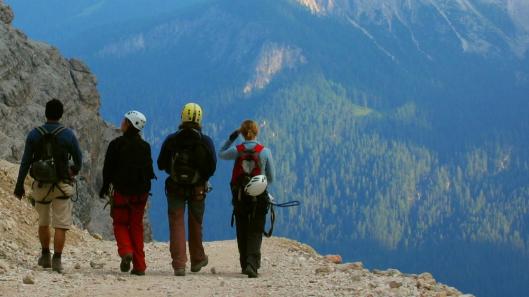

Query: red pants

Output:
[111, 191, 148, 272]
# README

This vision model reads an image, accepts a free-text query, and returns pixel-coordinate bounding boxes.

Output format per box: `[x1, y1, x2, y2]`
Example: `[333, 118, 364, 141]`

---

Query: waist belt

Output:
[231, 188, 275, 237]
[33, 181, 72, 204]
[112, 194, 149, 209]
[166, 182, 206, 200]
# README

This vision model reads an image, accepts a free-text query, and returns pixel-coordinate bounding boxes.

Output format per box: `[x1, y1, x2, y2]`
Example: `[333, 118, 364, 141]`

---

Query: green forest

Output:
[254, 76, 529, 255]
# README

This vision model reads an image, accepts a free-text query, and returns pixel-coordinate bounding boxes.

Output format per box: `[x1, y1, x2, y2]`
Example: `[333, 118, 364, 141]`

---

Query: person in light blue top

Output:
[219, 128, 275, 184]
[219, 119, 275, 278]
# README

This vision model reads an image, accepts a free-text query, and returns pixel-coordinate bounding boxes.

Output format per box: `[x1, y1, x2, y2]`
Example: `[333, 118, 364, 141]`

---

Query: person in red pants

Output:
[99, 110, 155, 275]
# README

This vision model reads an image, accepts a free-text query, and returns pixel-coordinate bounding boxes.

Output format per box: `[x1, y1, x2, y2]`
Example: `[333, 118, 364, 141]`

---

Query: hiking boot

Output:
[191, 255, 208, 273]
[244, 265, 258, 278]
[120, 254, 133, 272]
[130, 270, 145, 276]
[38, 253, 51, 268]
[51, 257, 63, 273]
[174, 268, 185, 276]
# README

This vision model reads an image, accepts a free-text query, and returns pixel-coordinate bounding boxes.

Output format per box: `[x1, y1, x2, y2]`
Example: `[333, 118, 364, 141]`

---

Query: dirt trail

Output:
[0, 160, 470, 297]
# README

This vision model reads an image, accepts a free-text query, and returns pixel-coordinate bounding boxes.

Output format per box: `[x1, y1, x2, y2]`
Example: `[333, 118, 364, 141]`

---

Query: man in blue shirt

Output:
[14, 99, 82, 273]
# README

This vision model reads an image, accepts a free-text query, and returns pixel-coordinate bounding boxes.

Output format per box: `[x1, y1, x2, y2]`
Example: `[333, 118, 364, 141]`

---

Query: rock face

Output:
[243, 43, 306, 94]
[297, 0, 529, 58]
[0, 0, 13, 25]
[0, 0, 151, 240]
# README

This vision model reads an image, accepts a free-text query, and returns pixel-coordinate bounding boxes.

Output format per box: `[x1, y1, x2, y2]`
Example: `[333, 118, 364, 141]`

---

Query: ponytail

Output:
[240, 120, 259, 140]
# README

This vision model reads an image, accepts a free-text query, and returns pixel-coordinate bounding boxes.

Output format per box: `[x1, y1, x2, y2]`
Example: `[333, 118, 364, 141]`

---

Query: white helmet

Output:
[244, 175, 268, 196]
[124, 110, 147, 131]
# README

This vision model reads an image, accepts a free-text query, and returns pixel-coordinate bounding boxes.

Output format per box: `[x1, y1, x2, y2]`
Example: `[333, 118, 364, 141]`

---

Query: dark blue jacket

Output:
[157, 128, 216, 182]
[15, 122, 83, 193]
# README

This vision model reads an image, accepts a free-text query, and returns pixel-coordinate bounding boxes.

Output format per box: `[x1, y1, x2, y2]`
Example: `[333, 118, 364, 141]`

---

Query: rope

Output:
[270, 200, 301, 207]
[267, 193, 300, 208]
[263, 205, 275, 238]
[70, 178, 79, 203]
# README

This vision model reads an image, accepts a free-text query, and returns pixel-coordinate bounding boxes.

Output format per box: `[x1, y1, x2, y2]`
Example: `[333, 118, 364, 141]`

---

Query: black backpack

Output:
[169, 128, 209, 185]
[114, 136, 153, 195]
[29, 126, 68, 183]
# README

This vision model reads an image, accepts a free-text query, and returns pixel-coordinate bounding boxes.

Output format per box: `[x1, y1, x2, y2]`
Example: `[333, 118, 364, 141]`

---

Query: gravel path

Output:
[1, 159, 471, 297]
[0, 236, 471, 297]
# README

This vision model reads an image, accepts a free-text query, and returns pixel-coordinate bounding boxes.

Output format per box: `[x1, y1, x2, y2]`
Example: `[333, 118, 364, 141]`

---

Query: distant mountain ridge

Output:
[296, 0, 529, 57]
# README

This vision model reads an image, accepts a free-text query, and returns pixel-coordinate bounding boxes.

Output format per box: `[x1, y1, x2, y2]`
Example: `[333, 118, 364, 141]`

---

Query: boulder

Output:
[324, 254, 342, 264]
[389, 281, 402, 289]
[22, 274, 35, 284]
[0, 259, 7, 274]
[315, 266, 335, 274]
[0, 1, 14, 25]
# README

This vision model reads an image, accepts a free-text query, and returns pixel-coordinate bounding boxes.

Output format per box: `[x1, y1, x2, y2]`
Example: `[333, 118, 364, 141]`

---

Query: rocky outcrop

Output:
[296, 0, 335, 15]
[0, 1, 151, 240]
[0, 0, 13, 25]
[244, 43, 306, 94]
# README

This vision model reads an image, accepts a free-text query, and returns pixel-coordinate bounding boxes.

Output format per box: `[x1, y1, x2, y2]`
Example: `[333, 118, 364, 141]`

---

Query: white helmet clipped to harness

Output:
[244, 175, 268, 196]
[124, 110, 147, 131]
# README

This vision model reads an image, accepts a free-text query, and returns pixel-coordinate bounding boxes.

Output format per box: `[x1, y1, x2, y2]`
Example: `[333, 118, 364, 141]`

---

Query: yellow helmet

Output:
[181, 102, 203, 125]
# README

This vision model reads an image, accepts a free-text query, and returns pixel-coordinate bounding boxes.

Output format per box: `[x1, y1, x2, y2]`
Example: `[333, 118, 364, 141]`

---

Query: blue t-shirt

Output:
[15, 122, 83, 191]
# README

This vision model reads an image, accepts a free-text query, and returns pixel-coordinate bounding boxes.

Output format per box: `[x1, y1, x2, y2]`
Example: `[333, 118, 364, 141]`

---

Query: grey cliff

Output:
[0, 0, 152, 241]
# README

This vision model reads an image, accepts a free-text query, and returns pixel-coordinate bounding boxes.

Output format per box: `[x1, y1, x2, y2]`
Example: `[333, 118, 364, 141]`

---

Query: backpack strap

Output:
[175, 128, 202, 139]
[236, 143, 264, 154]
[35, 125, 66, 136]
[35, 126, 48, 136]
[236, 144, 246, 153]
[254, 144, 264, 153]
[50, 126, 66, 136]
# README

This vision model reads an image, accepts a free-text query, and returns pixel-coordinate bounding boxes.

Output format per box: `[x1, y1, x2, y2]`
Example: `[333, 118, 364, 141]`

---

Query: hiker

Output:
[99, 111, 155, 276]
[157, 102, 216, 276]
[13, 99, 83, 273]
[219, 119, 275, 278]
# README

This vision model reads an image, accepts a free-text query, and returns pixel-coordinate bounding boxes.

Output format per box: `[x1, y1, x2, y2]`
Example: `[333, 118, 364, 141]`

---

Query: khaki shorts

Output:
[30, 181, 75, 229]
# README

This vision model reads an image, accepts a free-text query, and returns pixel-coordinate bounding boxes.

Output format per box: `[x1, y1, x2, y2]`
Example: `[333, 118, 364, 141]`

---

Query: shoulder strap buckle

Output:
[36, 126, 48, 135]
[36, 125, 65, 136]
[50, 126, 66, 136]
[254, 144, 264, 153]
[236, 144, 246, 153]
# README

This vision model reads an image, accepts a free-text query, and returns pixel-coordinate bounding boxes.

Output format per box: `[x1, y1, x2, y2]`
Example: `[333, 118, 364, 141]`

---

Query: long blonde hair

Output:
[240, 120, 259, 140]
